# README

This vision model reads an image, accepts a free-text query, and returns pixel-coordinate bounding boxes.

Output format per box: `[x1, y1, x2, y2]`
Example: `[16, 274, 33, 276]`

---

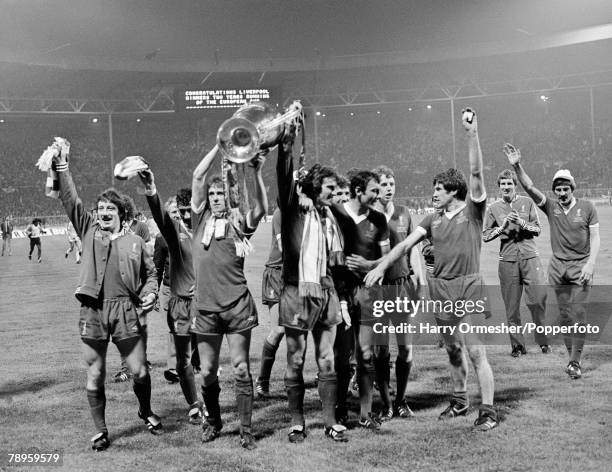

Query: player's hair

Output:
[164, 196, 177, 211]
[432, 168, 468, 201]
[207, 175, 223, 189]
[346, 167, 360, 181]
[497, 169, 517, 186]
[299, 163, 337, 200]
[336, 175, 349, 189]
[372, 165, 395, 179]
[176, 188, 192, 208]
[349, 170, 379, 198]
[96, 188, 129, 222]
[123, 195, 137, 221]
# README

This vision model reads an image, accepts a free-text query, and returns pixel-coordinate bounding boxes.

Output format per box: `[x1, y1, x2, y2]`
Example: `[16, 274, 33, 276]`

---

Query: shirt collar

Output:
[501, 194, 519, 205]
[344, 202, 368, 224]
[561, 197, 577, 214]
[382, 202, 395, 222]
[444, 202, 466, 219]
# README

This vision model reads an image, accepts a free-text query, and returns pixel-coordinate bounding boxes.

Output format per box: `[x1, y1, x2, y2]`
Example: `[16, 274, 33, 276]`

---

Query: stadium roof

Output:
[1, 0, 611, 99]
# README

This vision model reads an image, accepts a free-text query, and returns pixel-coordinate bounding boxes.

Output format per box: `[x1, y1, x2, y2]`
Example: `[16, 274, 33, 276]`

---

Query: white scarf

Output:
[298, 207, 344, 298]
[201, 208, 252, 257]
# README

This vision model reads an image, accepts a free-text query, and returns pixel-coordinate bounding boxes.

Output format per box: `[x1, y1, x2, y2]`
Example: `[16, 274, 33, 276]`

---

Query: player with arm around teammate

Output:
[276, 127, 348, 443]
[365, 108, 499, 431]
[329, 170, 390, 430]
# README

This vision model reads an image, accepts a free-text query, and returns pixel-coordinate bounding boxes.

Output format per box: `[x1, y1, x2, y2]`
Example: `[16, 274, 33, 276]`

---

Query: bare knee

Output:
[397, 345, 413, 363]
[266, 326, 285, 345]
[198, 355, 218, 381]
[317, 350, 335, 375]
[288, 352, 304, 372]
[467, 345, 487, 368]
[132, 363, 148, 380]
[360, 346, 374, 365]
[87, 365, 105, 389]
[233, 361, 250, 381]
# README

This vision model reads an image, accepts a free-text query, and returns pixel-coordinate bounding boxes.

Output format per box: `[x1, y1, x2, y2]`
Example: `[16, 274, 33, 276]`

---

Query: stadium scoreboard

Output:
[177, 88, 272, 111]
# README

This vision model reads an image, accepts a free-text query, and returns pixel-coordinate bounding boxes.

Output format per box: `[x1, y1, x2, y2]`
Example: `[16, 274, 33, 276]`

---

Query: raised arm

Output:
[192, 145, 219, 210]
[139, 169, 179, 251]
[57, 169, 93, 239]
[462, 108, 485, 201]
[364, 229, 424, 287]
[503, 143, 546, 205]
[276, 127, 297, 209]
[248, 154, 268, 226]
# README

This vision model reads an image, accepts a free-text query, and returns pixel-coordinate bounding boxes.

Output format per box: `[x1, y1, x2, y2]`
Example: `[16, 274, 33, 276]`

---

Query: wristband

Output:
[55, 162, 69, 172]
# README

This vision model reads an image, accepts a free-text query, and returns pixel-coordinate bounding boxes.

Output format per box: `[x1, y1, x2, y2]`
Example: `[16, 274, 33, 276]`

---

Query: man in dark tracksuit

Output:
[483, 169, 549, 356]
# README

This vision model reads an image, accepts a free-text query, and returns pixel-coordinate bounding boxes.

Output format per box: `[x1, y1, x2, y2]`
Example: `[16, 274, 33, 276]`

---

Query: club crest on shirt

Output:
[572, 211, 584, 223]
[553, 208, 562, 216]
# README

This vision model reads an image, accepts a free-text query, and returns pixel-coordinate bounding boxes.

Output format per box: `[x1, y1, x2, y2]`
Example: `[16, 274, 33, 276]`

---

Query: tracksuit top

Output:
[58, 170, 158, 306]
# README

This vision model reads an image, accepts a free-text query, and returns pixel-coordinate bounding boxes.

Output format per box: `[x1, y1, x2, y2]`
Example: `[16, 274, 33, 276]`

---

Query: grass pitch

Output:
[1, 207, 612, 471]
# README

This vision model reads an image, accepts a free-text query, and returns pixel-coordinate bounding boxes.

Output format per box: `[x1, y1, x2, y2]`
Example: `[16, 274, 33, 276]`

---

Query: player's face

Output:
[357, 179, 380, 208]
[167, 202, 180, 221]
[554, 183, 574, 206]
[316, 177, 337, 208]
[332, 186, 350, 204]
[379, 174, 396, 204]
[432, 183, 454, 210]
[97, 201, 121, 233]
[208, 184, 226, 214]
[498, 178, 516, 202]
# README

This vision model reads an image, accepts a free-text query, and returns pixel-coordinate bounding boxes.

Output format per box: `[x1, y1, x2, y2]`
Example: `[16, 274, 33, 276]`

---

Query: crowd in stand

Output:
[2, 93, 611, 219]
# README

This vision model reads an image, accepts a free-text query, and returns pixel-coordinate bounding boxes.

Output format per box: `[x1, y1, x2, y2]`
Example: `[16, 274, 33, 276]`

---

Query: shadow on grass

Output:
[493, 386, 536, 422]
[0, 378, 59, 402]
[112, 419, 183, 446]
[398, 391, 450, 412]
